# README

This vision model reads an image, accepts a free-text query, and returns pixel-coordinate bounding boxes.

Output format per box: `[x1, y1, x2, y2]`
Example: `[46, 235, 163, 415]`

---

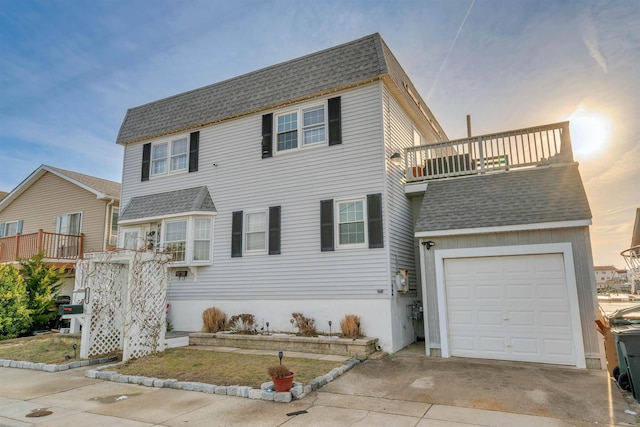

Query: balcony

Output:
[404, 121, 573, 183]
[0, 230, 84, 264]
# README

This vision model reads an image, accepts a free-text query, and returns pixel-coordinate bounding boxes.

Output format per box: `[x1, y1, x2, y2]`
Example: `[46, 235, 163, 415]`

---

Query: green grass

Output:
[115, 348, 343, 388]
[0, 335, 85, 364]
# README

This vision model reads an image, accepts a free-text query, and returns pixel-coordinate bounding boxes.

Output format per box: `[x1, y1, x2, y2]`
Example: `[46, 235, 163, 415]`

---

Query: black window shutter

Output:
[231, 211, 243, 257]
[189, 131, 199, 172]
[262, 113, 273, 158]
[367, 193, 383, 248]
[320, 199, 334, 252]
[141, 143, 151, 181]
[268, 206, 281, 255]
[328, 97, 342, 146]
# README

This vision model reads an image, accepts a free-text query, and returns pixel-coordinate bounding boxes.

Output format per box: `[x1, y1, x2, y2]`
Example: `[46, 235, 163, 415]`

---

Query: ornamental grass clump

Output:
[340, 314, 362, 338]
[228, 313, 256, 334]
[202, 307, 227, 333]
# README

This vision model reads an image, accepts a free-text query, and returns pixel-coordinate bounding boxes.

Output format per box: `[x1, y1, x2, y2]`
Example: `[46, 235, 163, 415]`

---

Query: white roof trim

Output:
[118, 211, 217, 225]
[416, 219, 592, 238]
[0, 164, 117, 213]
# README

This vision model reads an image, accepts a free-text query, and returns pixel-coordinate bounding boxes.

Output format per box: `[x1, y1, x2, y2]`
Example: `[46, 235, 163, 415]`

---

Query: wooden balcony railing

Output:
[0, 230, 84, 263]
[405, 121, 573, 182]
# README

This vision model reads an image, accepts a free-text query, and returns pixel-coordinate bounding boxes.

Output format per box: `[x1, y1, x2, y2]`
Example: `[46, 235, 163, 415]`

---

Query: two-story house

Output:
[0, 165, 120, 295]
[116, 33, 600, 368]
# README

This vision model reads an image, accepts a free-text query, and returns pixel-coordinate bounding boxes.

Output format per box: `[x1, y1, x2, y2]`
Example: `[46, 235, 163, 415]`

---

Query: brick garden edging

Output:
[84, 357, 362, 403]
[0, 356, 118, 372]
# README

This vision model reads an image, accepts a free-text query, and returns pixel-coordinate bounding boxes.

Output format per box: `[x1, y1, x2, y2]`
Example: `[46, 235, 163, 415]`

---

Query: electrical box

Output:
[58, 304, 83, 315]
[395, 269, 409, 293]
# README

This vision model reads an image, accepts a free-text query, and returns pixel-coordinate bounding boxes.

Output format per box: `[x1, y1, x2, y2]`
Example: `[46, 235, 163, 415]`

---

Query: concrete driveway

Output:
[0, 343, 638, 426]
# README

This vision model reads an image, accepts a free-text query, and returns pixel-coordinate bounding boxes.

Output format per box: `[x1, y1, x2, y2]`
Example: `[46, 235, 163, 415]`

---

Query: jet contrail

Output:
[426, 0, 475, 102]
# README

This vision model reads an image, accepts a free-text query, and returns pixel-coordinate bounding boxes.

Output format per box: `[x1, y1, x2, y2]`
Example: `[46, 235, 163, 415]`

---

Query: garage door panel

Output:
[505, 284, 533, 300]
[506, 311, 535, 327]
[476, 285, 501, 300]
[448, 310, 473, 327]
[446, 284, 472, 300]
[477, 310, 503, 326]
[543, 339, 574, 357]
[444, 254, 576, 366]
[540, 311, 571, 328]
[450, 335, 475, 351]
[479, 337, 508, 353]
[510, 338, 539, 355]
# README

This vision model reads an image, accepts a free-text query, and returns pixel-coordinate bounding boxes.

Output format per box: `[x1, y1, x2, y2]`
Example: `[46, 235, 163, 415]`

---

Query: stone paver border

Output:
[0, 356, 118, 372]
[84, 357, 362, 403]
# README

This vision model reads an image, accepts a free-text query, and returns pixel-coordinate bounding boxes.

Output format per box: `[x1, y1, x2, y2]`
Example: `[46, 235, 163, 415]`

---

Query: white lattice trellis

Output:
[74, 251, 169, 361]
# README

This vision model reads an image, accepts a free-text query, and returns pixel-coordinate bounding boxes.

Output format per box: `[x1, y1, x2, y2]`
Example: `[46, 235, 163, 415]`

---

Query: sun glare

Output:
[568, 107, 611, 159]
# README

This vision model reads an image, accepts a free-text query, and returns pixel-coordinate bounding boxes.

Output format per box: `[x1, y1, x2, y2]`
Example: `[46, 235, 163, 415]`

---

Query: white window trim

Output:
[150, 135, 189, 178]
[335, 197, 368, 250]
[1, 220, 20, 237]
[56, 212, 83, 235]
[274, 100, 327, 154]
[243, 209, 268, 256]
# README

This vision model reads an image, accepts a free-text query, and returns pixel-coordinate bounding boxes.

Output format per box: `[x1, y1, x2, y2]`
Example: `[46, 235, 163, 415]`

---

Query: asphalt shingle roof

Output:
[119, 186, 216, 222]
[49, 166, 121, 199]
[415, 163, 592, 233]
[116, 33, 445, 146]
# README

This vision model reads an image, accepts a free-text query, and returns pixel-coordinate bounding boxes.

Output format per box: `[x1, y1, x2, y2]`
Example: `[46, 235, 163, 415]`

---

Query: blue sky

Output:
[1, 0, 638, 267]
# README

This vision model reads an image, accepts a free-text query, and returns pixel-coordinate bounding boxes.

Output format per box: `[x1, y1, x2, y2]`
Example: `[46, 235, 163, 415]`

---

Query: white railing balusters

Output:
[405, 121, 573, 182]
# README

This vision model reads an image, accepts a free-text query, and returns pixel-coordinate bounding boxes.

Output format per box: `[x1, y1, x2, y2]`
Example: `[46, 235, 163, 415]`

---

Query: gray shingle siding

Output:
[116, 33, 446, 146]
[415, 163, 592, 233]
[119, 186, 215, 222]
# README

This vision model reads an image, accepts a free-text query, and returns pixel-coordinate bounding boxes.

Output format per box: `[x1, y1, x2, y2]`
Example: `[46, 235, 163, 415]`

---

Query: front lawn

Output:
[0, 335, 86, 364]
[115, 348, 343, 388]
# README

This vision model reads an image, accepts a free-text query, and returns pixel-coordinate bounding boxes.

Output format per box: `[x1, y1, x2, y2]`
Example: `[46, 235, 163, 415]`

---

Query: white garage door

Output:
[444, 253, 577, 365]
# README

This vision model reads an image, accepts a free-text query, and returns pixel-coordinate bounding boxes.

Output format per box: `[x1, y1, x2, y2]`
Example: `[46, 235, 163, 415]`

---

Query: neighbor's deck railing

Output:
[0, 230, 84, 263]
[405, 121, 573, 182]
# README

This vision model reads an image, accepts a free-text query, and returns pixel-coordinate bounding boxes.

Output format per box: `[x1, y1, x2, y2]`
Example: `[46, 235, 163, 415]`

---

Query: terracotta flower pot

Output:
[272, 372, 294, 392]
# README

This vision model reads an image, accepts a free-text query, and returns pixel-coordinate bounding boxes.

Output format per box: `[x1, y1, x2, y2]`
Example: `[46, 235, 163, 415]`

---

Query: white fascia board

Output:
[416, 220, 592, 238]
[404, 182, 428, 195]
[118, 211, 217, 225]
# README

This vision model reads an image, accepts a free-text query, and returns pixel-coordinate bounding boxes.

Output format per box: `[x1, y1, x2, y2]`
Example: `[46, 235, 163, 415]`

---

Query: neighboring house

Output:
[595, 265, 622, 290]
[0, 191, 8, 201]
[0, 165, 120, 295]
[115, 33, 599, 368]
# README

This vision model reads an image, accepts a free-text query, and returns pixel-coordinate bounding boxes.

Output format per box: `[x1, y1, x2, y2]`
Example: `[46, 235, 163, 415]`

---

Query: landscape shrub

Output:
[19, 252, 65, 331]
[291, 312, 317, 336]
[0, 264, 33, 340]
[202, 307, 227, 333]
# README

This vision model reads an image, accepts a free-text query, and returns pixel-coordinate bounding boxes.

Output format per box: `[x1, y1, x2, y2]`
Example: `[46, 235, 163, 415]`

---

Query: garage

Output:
[443, 253, 576, 365]
[414, 163, 599, 369]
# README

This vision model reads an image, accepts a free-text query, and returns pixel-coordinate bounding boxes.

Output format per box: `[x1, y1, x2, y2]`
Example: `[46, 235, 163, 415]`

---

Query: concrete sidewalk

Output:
[1, 343, 638, 426]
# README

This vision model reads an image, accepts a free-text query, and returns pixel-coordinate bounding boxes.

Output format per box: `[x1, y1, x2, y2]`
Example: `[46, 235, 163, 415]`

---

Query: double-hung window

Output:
[164, 220, 187, 262]
[275, 103, 326, 153]
[151, 137, 188, 177]
[109, 207, 119, 245]
[192, 218, 212, 261]
[245, 211, 267, 253]
[231, 206, 281, 257]
[320, 194, 383, 252]
[337, 199, 365, 247]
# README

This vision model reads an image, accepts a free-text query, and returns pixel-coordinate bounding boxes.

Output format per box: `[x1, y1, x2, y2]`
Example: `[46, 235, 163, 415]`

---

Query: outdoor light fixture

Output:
[423, 240, 435, 250]
[390, 152, 402, 165]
